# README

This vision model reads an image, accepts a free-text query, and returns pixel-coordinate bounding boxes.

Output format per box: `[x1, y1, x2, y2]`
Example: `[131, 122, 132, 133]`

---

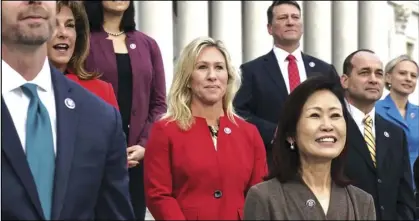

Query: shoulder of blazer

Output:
[376, 114, 405, 137]
[302, 53, 332, 68]
[249, 178, 283, 197]
[241, 50, 274, 70]
[127, 30, 159, 49]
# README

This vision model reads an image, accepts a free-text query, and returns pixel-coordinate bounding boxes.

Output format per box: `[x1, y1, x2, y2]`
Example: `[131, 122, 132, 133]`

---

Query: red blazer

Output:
[66, 72, 119, 109]
[144, 115, 267, 220]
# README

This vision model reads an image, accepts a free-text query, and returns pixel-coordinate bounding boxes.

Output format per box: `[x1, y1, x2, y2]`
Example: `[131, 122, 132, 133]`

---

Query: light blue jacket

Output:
[376, 95, 419, 189]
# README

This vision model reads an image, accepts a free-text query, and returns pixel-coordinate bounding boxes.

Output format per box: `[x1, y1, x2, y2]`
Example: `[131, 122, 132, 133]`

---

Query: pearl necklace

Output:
[105, 30, 125, 37]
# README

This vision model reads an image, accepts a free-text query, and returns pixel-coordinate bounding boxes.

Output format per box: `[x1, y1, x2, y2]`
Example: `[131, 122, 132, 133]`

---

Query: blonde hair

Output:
[384, 55, 418, 90]
[162, 36, 242, 130]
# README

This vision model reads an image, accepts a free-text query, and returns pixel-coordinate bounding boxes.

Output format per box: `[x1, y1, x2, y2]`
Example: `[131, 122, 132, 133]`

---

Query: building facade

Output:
[134, 1, 419, 104]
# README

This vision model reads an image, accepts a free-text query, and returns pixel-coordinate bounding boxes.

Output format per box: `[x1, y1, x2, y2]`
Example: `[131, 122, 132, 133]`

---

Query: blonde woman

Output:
[376, 55, 419, 187]
[143, 37, 267, 220]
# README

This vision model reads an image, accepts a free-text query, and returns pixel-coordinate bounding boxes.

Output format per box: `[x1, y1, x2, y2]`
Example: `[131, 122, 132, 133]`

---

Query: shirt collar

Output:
[273, 45, 303, 62]
[347, 102, 376, 127]
[1, 58, 53, 94]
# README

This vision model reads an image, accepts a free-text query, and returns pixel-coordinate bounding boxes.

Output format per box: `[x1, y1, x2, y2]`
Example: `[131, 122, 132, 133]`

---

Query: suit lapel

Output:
[50, 68, 79, 220]
[375, 114, 390, 169]
[347, 115, 376, 171]
[382, 96, 409, 130]
[301, 53, 321, 78]
[263, 50, 288, 97]
[1, 98, 45, 219]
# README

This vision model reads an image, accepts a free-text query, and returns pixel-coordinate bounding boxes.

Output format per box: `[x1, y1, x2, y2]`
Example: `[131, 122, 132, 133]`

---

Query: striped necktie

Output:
[363, 115, 376, 167]
[22, 83, 55, 220]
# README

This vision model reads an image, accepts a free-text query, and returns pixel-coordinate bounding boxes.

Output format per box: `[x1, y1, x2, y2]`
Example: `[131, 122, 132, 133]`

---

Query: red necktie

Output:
[287, 54, 300, 92]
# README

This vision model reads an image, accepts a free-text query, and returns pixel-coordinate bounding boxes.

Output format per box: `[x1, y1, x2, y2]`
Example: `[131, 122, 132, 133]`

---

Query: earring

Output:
[290, 143, 295, 150]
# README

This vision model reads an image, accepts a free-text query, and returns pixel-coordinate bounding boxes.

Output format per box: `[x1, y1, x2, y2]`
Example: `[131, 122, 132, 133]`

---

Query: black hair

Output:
[83, 1, 136, 33]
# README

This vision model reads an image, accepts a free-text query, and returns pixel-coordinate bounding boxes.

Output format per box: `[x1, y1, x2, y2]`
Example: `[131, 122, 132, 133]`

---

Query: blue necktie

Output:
[22, 83, 55, 220]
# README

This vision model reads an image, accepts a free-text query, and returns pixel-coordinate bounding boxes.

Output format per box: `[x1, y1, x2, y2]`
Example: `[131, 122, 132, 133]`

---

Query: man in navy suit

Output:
[341, 49, 415, 220]
[1, 1, 134, 220]
[233, 1, 339, 170]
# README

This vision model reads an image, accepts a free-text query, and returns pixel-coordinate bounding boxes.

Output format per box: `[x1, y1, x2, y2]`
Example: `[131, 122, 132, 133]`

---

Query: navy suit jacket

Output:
[1, 66, 135, 220]
[233, 50, 339, 169]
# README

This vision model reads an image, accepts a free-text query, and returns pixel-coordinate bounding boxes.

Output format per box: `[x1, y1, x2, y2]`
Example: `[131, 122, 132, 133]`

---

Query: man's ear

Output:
[340, 74, 349, 89]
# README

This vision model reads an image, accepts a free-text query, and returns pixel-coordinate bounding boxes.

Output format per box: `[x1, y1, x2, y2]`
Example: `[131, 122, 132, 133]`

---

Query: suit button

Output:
[214, 190, 222, 199]
[377, 179, 382, 183]
[132, 110, 137, 116]
[380, 206, 384, 210]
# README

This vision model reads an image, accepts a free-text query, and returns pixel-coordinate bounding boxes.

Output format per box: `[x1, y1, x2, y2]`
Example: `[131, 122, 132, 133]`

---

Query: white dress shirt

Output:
[273, 46, 308, 94]
[347, 103, 376, 138]
[2, 58, 57, 154]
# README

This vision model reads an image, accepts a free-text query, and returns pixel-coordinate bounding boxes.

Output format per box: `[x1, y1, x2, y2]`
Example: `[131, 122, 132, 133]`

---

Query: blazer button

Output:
[380, 205, 385, 210]
[214, 190, 222, 199]
[132, 110, 137, 116]
[377, 178, 382, 183]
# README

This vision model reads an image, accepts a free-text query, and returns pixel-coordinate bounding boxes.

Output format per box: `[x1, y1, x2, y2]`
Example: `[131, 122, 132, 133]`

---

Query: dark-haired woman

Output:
[47, 1, 118, 109]
[83, 1, 167, 220]
[244, 76, 376, 220]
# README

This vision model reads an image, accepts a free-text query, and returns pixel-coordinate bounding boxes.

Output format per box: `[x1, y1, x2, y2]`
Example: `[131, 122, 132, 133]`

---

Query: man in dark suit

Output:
[1, 1, 134, 220]
[414, 157, 419, 217]
[341, 49, 415, 220]
[233, 0, 339, 169]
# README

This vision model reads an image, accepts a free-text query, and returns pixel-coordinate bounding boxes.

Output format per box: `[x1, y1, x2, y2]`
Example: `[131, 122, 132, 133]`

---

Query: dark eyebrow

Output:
[306, 106, 341, 111]
[358, 67, 383, 72]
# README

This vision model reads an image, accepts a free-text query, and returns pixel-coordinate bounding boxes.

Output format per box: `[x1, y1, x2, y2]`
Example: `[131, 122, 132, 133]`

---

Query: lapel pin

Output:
[384, 131, 390, 138]
[130, 43, 136, 49]
[64, 98, 75, 109]
[411, 112, 415, 119]
[224, 127, 231, 134]
[309, 62, 315, 67]
[306, 199, 316, 207]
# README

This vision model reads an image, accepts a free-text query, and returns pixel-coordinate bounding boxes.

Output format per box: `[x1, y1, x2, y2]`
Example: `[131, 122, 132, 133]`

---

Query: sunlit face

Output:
[47, 6, 76, 71]
[268, 3, 303, 44]
[341, 52, 384, 105]
[386, 60, 418, 96]
[102, 0, 130, 15]
[1, 1, 56, 46]
[190, 46, 229, 106]
[293, 90, 346, 162]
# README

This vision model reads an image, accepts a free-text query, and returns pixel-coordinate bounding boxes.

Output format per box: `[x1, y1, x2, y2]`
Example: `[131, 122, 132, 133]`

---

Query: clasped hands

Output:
[127, 145, 145, 168]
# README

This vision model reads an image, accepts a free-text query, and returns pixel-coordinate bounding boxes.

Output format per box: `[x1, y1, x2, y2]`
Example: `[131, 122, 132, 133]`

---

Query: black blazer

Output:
[413, 157, 419, 215]
[233, 50, 339, 168]
[345, 114, 415, 220]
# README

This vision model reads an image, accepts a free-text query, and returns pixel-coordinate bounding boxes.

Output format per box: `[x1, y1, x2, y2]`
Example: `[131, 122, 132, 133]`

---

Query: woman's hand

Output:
[127, 145, 145, 168]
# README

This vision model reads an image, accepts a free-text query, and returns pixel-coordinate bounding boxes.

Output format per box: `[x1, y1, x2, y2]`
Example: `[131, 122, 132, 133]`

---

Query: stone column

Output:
[136, 1, 174, 92]
[210, 1, 242, 68]
[303, 1, 332, 63]
[358, 1, 390, 62]
[390, 3, 411, 58]
[332, 1, 358, 74]
[242, 1, 273, 63]
[177, 1, 209, 51]
[296, 1, 304, 51]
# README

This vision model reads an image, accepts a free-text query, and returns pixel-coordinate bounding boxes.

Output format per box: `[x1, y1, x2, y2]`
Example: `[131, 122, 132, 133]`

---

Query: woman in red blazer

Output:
[144, 37, 268, 220]
[46, 1, 118, 109]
